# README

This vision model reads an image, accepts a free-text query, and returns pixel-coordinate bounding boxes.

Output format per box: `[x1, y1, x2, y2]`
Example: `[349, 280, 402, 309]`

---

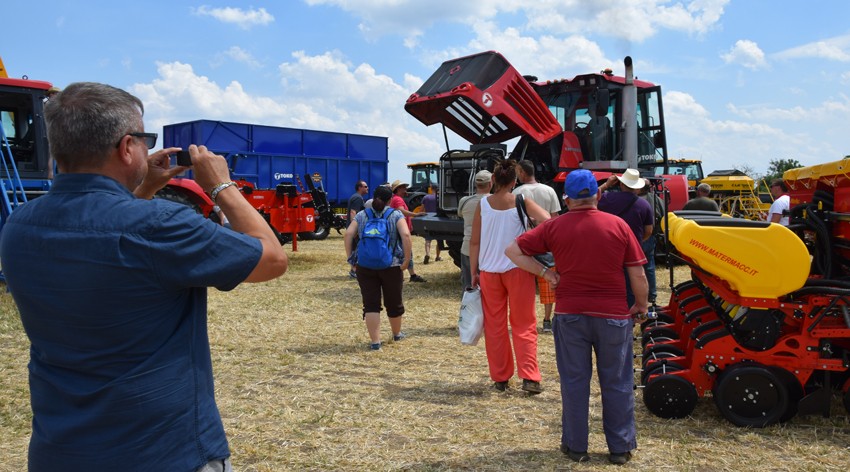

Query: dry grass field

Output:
[1, 232, 849, 471]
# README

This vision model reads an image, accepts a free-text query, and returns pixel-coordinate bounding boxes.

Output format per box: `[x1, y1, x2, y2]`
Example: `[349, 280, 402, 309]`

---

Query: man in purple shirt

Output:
[597, 169, 654, 306]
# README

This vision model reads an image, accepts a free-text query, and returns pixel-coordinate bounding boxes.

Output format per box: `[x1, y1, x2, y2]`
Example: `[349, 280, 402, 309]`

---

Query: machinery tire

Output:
[713, 363, 789, 428]
[641, 326, 680, 348]
[642, 344, 685, 369]
[446, 241, 462, 268]
[407, 194, 425, 214]
[640, 313, 674, 331]
[771, 367, 803, 423]
[641, 360, 686, 385]
[643, 374, 698, 419]
[155, 187, 201, 214]
[309, 224, 330, 241]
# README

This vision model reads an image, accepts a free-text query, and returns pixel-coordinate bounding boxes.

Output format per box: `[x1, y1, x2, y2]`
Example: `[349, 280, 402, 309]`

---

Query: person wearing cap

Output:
[470, 159, 550, 395]
[389, 180, 427, 282]
[512, 160, 561, 333]
[506, 169, 647, 465]
[597, 169, 654, 307]
[457, 169, 493, 292]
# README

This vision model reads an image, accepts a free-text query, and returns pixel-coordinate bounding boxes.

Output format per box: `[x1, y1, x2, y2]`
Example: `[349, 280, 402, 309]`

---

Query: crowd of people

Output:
[3, 81, 799, 469]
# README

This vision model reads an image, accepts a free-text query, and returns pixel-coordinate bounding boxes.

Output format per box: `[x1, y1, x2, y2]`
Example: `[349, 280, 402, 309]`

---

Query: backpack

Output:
[357, 208, 395, 269]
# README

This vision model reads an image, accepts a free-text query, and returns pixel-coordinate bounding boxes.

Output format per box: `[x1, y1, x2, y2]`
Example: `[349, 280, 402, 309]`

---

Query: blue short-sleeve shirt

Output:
[0, 174, 263, 471]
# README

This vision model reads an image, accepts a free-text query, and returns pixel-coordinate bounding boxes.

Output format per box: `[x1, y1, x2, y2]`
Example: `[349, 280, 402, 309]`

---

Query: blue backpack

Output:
[357, 208, 395, 269]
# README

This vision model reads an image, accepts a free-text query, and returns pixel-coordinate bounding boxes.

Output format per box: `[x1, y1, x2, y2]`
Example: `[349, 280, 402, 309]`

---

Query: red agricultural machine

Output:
[639, 157, 850, 426]
[159, 173, 346, 250]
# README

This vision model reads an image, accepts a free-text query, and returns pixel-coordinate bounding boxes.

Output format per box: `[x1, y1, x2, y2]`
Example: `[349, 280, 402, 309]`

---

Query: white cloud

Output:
[219, 46, 262, 68]
[663, 90, 850, 173]
[193, 6, 274, 29]
[308, 0, 729, 44]
[774, 33, 850, 62]
[721, 39, 767, 70]
[129, 54, 447, 182]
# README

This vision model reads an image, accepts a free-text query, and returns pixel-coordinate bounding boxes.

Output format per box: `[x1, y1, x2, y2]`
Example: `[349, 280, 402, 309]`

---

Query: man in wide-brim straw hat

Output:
[597, 168, 655, 307]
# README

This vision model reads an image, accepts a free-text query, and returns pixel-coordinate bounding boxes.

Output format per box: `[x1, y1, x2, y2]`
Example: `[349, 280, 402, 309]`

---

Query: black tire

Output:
[310, 224, 330, 241]
[155, 187, 201, 214]
[643, 374, 698, 419]
[642, 345, 685, 369]
[641, 360, 686, 386]
[446, 240, 462, 268]
[641, 326, 680, 348]
[713, 363, 789, 427]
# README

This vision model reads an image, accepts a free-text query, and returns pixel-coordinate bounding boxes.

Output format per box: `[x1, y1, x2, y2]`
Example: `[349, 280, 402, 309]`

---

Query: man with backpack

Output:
[344, 185, 413, 350]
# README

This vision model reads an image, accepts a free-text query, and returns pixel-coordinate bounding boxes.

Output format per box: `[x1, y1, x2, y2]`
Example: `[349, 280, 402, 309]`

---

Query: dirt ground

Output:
[1, 232, 849, 471]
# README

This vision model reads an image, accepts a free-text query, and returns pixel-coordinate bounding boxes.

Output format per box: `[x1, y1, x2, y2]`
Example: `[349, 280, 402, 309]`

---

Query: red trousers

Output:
[480, 268, 541, 382]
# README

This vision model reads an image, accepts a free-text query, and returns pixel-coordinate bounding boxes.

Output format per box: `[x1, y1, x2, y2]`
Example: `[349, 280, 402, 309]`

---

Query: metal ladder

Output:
[0, 125, 28, 226]
[0, 125, 29, 282]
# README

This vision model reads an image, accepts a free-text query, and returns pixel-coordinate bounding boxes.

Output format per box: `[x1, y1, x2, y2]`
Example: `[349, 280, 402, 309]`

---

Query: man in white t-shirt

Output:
[767, 179, 790, 226]
[512, 160, 561, 332]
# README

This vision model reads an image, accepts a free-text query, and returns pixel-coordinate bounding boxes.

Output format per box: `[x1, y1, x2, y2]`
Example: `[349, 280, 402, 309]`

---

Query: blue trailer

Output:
[162, 120, 388, 209]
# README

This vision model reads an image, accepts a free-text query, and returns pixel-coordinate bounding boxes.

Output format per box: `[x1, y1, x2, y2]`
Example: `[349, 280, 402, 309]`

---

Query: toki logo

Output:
[274, 173, 294, 180]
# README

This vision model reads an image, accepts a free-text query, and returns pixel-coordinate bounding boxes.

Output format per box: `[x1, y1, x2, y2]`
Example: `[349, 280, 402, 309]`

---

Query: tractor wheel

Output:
[713, 363, 789, 427]
[155, 187, 201, 214]
[643, 373, 698, 419]
[641, 326, 680, 348]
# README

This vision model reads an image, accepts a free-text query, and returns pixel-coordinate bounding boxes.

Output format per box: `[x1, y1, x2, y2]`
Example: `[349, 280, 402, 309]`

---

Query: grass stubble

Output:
[1, 232, 849, 471]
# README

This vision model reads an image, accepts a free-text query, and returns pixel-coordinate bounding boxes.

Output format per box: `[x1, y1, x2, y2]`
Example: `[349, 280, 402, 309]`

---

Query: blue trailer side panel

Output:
[163, 120, 388, 206]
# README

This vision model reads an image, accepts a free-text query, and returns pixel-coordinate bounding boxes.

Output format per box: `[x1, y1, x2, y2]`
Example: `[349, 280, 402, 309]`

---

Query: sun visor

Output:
[404, 51, 562, 145]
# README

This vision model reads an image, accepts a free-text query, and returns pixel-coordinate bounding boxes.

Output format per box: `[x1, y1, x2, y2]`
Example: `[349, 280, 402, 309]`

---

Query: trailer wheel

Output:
[155, 187, 201, 214]
[310, 224, 330, 241]
[713, 363, 789, 427]
[643, 374, 698, 419]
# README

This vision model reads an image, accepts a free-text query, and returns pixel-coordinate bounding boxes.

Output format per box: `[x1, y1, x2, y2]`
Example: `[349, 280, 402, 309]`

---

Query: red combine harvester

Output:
[403, 51, 689, 265]
[640, 157, 850, 426]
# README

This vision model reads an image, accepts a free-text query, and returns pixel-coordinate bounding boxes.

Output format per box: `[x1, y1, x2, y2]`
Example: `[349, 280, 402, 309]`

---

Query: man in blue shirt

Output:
[0, 82, 288, 472]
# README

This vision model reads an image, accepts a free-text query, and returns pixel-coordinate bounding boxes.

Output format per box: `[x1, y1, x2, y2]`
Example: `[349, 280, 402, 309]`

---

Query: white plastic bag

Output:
[458, 288, 484, 346]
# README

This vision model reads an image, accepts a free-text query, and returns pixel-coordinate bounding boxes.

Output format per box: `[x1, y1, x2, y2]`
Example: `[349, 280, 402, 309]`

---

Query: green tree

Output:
[765, 158, 802, 183]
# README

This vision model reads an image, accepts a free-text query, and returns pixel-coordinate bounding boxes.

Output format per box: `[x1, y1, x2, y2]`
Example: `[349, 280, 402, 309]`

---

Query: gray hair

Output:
[696, 183, 711, 196]
[44, 82, 145, 170]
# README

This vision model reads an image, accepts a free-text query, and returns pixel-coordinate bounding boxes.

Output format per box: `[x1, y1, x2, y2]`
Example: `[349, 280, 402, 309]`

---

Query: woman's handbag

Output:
[515, 194, 555, 268]
[458, 288, 484, 346]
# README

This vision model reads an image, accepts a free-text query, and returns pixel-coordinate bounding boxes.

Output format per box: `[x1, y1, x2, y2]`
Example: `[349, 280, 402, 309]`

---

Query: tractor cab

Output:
[0, 78, 53, 186]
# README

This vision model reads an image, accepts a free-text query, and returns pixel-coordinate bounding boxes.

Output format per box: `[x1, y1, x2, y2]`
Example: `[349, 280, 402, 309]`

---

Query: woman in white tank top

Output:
[469, 159, 551, 394]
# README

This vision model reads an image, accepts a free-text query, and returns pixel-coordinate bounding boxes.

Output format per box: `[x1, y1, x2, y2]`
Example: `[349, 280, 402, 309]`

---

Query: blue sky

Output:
[5, 1, 850, 182]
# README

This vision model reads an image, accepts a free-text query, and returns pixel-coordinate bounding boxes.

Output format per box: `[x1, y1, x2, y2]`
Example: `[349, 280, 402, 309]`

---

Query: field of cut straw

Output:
[1, 232, 849, 471]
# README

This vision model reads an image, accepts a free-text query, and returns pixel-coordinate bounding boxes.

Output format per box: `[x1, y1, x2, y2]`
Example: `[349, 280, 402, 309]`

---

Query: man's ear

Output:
[115, 135, 134, 166]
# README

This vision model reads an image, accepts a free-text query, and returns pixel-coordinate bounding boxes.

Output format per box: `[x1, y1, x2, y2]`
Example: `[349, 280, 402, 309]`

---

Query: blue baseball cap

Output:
[564, 170, 599, 199]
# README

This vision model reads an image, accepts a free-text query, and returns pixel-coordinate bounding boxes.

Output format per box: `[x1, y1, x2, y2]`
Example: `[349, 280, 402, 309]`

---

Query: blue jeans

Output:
[553, 314, 636, 454]
[641, 237, 657, 304]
